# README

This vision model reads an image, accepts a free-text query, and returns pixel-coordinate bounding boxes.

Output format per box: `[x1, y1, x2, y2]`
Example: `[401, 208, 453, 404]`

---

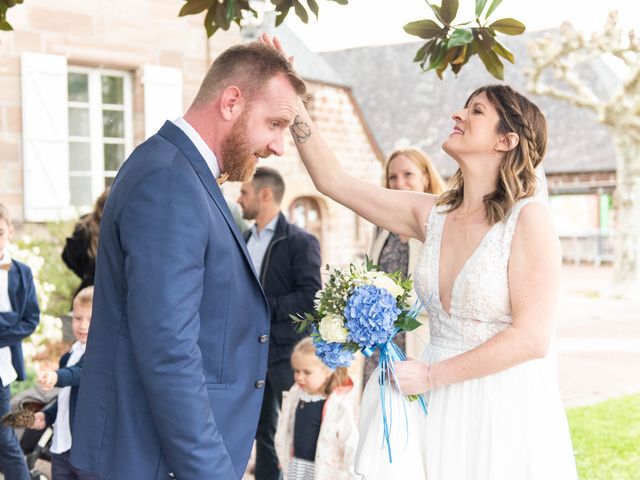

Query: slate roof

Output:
[242, 18, 347, 87]
[321, 32, 618, 175]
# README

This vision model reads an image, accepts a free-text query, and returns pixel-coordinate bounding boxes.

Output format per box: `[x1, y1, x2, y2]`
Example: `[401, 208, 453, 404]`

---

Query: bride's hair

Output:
[293, 337, 349, 395]
[437, 84, 547, 225]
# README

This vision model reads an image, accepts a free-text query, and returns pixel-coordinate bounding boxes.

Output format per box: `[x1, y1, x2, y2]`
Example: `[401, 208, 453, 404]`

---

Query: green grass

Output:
[568, 394, 640, 479]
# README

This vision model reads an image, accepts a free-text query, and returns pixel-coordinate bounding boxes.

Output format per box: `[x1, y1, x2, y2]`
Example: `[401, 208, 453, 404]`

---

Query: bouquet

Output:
[292, 257, 428, 461]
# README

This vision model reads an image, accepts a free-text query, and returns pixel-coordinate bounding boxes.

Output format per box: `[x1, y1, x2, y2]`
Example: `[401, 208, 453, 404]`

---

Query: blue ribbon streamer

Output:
[362, 324, 429, 463]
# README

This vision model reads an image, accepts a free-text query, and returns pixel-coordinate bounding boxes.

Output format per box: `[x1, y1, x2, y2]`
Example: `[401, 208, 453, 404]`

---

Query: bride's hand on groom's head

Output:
[258, 32, 294, 63]
[395, 359, 431, 395]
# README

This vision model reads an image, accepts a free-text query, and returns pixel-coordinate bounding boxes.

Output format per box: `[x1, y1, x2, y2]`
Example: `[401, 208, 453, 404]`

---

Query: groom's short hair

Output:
[192, 42, 307, 107]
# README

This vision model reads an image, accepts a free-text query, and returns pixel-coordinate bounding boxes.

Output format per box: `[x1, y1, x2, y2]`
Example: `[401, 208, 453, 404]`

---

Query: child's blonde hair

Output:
[73, 285, 94, 308]
[292, 337, 350, 396]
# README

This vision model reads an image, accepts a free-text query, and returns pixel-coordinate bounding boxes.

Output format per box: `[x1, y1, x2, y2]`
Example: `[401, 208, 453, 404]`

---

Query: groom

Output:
[70, 43, 307, 479]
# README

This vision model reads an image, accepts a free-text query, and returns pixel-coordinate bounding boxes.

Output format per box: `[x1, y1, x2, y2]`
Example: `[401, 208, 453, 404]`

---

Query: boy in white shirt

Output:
[0, 203, 40, 480]
[32, 286, 99, 479]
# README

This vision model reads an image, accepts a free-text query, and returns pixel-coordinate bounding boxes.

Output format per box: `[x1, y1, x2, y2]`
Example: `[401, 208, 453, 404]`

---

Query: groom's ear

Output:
[495, 132, 519, 153]
[219, 86, 243, 121]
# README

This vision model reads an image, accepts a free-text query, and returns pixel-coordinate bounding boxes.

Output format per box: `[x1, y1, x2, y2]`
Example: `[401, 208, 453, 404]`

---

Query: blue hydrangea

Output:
[313, 337, 354, 369]
[344, 285, 400, 349]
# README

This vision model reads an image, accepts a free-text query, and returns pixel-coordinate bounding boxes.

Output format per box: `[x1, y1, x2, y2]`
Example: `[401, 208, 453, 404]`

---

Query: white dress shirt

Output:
[50, 341, 86, 454]
[173, 117, 222, 180]
[247, 216, 279, 278]
[0, 249, 17, 387]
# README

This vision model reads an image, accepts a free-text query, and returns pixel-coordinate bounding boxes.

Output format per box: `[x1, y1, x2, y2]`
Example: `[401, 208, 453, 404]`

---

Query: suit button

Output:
[255, 380, 265, 389]
[258, 335, 269, 343]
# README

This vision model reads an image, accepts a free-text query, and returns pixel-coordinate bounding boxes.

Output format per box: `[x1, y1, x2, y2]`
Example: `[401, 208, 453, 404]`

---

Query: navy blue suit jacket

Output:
[71, 122, 270, 479]
[0, 259, 40, 383]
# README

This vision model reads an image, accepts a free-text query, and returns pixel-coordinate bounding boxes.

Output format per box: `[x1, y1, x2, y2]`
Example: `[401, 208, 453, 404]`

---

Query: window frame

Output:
[67, 66, 133, 208]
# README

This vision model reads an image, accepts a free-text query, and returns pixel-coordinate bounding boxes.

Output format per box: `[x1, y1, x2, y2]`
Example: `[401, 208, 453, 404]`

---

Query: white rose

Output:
[370, 273, 404, 298]
[318, 314, 349, 343]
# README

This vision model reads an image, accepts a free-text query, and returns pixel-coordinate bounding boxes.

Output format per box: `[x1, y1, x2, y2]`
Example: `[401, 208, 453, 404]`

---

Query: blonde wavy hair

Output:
[292, 337, 350, 396]
[437, 85, 547, 225]
[385, 148, 446, 195]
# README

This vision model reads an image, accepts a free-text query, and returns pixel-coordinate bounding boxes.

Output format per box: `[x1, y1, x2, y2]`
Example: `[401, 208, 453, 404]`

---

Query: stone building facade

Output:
[0, 0, 384, 267]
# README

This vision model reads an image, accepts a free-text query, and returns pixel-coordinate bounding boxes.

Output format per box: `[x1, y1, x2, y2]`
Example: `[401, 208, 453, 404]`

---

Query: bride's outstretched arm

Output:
[290, 98, 435, 241]
[397, 202, 561, 393]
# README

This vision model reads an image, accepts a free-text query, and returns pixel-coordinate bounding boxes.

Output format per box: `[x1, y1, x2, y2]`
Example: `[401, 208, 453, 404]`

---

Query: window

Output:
[67, 67, 133, 208]
[289, 196, 324, 249]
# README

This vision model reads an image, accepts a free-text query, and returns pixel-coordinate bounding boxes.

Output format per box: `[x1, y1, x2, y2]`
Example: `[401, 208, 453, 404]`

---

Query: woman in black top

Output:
[62, 188, 109, 297]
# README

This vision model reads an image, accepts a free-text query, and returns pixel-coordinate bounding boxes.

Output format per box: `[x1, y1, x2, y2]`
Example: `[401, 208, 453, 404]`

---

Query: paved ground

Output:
[4, 266, 635, 480]
[555, 265, 640, 407]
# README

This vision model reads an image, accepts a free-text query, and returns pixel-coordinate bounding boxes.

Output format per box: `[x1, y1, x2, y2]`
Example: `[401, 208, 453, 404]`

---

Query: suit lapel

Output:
[157, 122, 261, 282]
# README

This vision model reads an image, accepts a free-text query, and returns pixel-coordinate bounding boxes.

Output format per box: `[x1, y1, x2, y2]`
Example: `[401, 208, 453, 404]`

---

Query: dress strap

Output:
[424, 203, 446, 239]
[503, 197, 544, 241]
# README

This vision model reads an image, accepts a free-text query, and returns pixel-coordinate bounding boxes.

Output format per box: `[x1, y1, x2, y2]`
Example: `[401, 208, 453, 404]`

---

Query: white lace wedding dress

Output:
[355, 198, 577, 479]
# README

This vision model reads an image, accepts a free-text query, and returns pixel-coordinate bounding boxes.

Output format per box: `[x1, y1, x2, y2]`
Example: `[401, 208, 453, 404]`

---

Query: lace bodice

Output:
[413, 198, 539, 351]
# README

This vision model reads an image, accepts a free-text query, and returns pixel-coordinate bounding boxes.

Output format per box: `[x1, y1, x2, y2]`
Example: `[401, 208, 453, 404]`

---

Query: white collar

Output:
[299, 390, 326, 402]
[0, 249, 11, 267]
[70, 341, 86, 355]
[173, 117, 222, 179]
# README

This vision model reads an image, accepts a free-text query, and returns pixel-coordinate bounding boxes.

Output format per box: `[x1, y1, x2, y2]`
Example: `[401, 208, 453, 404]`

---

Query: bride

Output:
[264, 34, 576, 479]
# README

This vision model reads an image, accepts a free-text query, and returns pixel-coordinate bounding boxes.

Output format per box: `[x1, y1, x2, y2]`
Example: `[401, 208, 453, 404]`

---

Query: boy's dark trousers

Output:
[0, 382, 30, 480]
[51, 450, 101, 480]
[254, 359, 295, 480]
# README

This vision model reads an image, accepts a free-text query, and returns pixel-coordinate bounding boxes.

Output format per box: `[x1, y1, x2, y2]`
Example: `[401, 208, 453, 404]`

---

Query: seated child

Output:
[32, 286, 99, 479]
[275, 337, 361, 480]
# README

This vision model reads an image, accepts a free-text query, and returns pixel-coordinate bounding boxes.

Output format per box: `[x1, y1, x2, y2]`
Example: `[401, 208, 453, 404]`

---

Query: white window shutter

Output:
[143, 66, 183, 139]
[20, 53, 71, 222]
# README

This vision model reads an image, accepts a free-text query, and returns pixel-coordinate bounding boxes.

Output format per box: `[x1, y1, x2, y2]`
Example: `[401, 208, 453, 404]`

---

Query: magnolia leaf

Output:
[448, 28, 473, 48]
[307, 0, 319, 18]
[404, 19, 443, 40]
[474, 28, 496, 51]
[293, 0, 309, 23]
[440, 0, 459, 25]
[489, 18, 525, 35]
[0, 19, 11, 31]
[275, 5, 292, 26]
[204, 6, 218, 37]
[428, 41, 448, 71]
[492, 40, 514, 63]
[214, 1, 231, 30]
[451, 62, 463, 74]
[452, 44, 468, 64]
[476, 44, 504, 80]
[179, 0, 214, 17]
[427, 3, 444, 24]
[475, 0, 489, 17]
[225, 0, 235, 23]
[485, 0, 503, 18]
[413, 39, 436, 63]
[329, 0, 349, 4]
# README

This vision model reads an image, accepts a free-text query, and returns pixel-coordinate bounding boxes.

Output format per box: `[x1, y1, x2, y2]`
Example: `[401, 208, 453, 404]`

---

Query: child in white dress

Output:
[275, 337, 361, 480]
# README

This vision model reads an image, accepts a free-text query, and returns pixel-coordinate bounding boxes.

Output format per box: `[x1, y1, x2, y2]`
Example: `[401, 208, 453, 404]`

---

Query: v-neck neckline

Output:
[434, 210, 499, 317]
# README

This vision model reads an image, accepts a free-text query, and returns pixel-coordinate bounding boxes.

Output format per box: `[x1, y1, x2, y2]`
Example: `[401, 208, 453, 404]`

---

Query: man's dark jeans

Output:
[254, 359, 295, 480]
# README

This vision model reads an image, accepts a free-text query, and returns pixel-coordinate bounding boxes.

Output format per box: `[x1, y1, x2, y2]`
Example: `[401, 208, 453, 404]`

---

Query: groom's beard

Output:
[220, 110, 256, 183]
